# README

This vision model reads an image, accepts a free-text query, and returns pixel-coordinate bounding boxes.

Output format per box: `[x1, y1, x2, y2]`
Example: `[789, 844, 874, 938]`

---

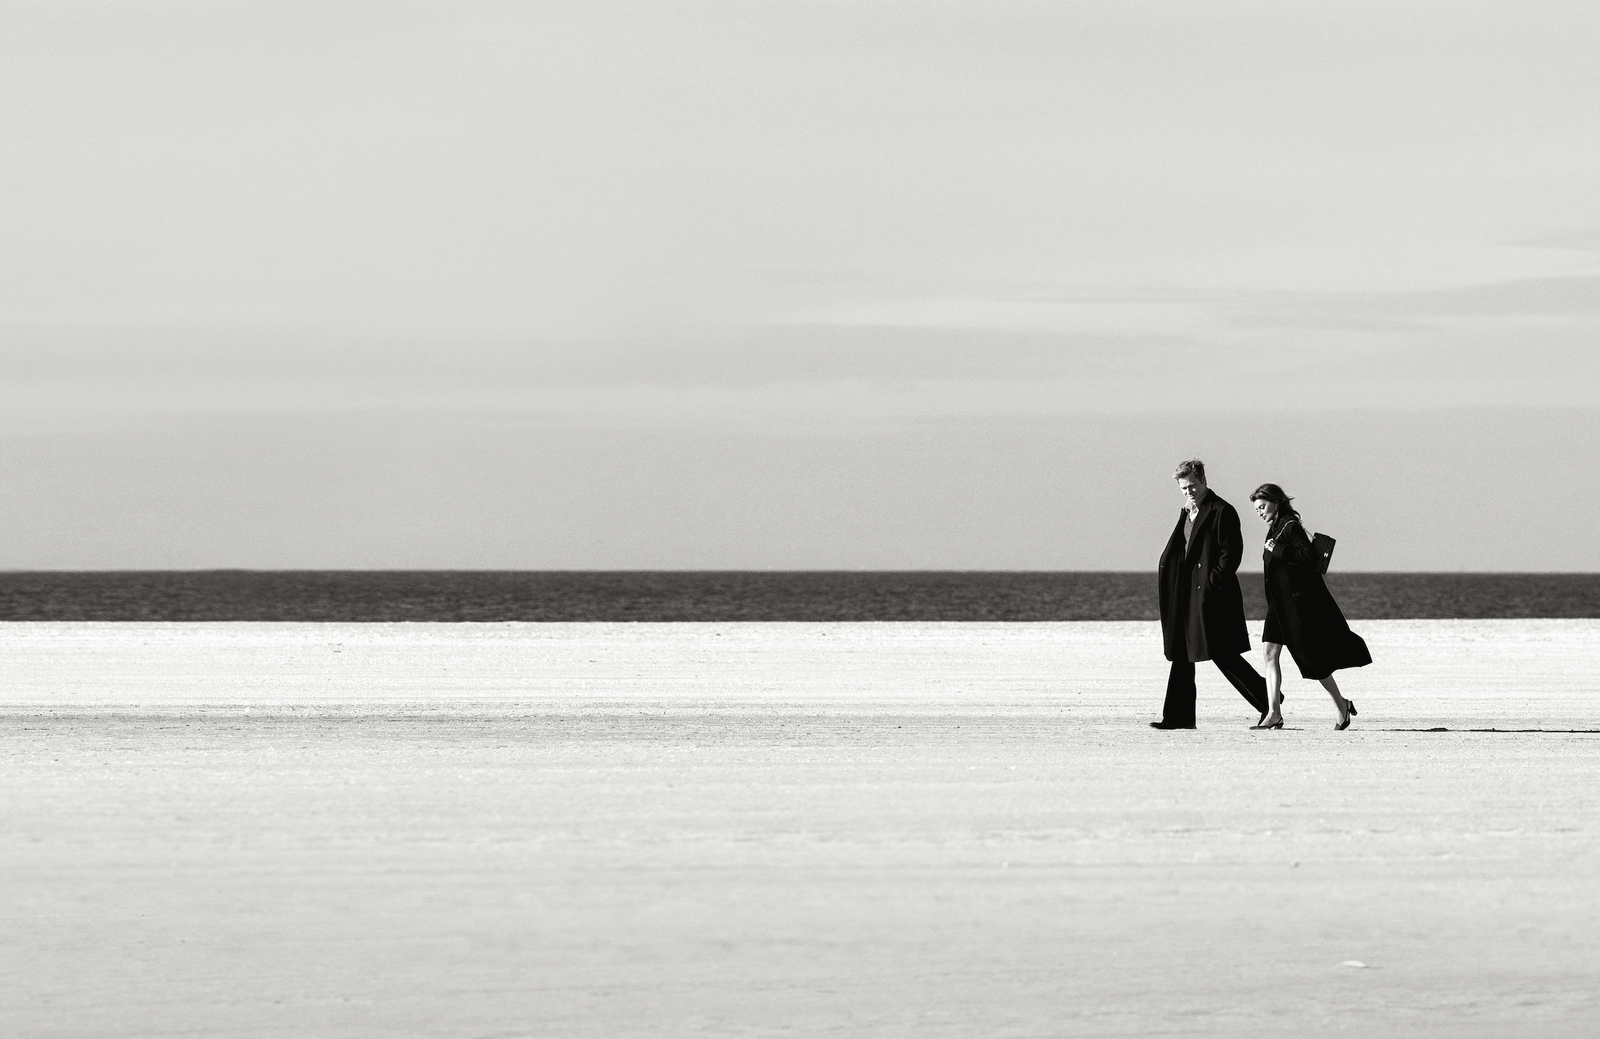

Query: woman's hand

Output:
[1264, 538, 1276, 552]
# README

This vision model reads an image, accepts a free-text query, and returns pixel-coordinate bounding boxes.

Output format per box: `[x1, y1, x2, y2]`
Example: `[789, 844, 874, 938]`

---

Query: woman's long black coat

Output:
[1262, 519, 1372, 680]
[1158, 490, 1252, 662]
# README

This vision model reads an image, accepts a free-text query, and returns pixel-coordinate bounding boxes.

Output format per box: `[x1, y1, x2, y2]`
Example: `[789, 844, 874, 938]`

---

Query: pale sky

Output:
[2, 0, 1597, 569]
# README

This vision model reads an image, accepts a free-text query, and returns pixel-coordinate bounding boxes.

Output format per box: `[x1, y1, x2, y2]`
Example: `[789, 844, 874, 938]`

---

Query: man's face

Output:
[1177, 475, 1206, 511]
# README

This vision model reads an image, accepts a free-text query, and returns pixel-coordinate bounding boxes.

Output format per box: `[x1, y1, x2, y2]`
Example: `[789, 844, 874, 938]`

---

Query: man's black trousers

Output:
[1161, 624, 1270, 726]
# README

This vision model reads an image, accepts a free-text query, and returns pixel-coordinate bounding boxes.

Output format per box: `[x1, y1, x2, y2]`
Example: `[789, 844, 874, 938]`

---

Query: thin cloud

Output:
[1503, 231, 1600, 253]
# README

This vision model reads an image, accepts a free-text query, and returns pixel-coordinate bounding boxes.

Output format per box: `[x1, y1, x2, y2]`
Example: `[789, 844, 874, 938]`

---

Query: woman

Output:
[1248, 484, 1371, 730]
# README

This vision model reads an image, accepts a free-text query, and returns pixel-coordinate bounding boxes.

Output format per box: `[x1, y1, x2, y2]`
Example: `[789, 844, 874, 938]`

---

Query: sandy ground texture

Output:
[2, 620, 1597, 1038]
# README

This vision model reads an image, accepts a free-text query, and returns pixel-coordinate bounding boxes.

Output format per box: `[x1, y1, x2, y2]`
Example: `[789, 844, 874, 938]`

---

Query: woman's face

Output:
[1253, 498, 1278, 524]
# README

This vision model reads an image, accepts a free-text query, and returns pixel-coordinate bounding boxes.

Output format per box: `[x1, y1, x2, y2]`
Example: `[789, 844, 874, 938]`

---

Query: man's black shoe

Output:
[1149, 721, 1196, 730]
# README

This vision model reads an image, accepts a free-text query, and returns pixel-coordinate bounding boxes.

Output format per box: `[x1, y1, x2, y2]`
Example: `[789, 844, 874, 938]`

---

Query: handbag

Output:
[1277, 519, 1336, 574]
[1310, 531, 1336, 574]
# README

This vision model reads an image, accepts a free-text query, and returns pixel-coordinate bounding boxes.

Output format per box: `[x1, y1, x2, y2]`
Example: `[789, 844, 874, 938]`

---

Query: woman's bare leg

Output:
[1262, 643, 1284, 725]
[1320, 675, 1351, 727]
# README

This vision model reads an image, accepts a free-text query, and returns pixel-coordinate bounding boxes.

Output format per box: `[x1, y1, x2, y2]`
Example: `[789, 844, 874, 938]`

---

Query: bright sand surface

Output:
[2, 620, 1597, 1037]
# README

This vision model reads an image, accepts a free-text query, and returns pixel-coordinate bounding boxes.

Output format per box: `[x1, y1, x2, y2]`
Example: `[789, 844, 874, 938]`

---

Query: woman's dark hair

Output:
[1249, 483, 1300, 521]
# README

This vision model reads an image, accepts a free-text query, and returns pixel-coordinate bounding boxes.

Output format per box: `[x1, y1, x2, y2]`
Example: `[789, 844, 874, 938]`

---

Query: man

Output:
[1152, 458, 1270, 729]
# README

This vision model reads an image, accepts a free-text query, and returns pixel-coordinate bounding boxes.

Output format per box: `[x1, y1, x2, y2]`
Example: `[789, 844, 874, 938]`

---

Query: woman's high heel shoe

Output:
[1335, 699, 1356, 731]
[1252, 692, 1285, 729]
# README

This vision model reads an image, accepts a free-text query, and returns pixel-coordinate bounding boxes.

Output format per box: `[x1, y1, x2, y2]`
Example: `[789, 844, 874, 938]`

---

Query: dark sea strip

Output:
[0, 571, 1597, 622]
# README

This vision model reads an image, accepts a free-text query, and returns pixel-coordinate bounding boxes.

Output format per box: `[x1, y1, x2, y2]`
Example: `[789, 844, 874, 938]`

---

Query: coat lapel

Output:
[1184, 491, 1218, 561]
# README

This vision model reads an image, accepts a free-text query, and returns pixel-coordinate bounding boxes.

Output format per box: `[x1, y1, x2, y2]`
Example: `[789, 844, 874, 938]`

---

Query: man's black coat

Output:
[1158, 489, 1252, 662]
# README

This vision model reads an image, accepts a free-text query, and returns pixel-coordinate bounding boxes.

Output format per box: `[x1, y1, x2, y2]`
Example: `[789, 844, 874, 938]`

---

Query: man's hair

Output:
[1173, 458, 1206, 484]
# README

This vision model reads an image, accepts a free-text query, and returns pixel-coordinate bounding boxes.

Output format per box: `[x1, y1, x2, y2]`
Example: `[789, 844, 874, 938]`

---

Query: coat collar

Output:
[1184, 488, 1219, 531]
